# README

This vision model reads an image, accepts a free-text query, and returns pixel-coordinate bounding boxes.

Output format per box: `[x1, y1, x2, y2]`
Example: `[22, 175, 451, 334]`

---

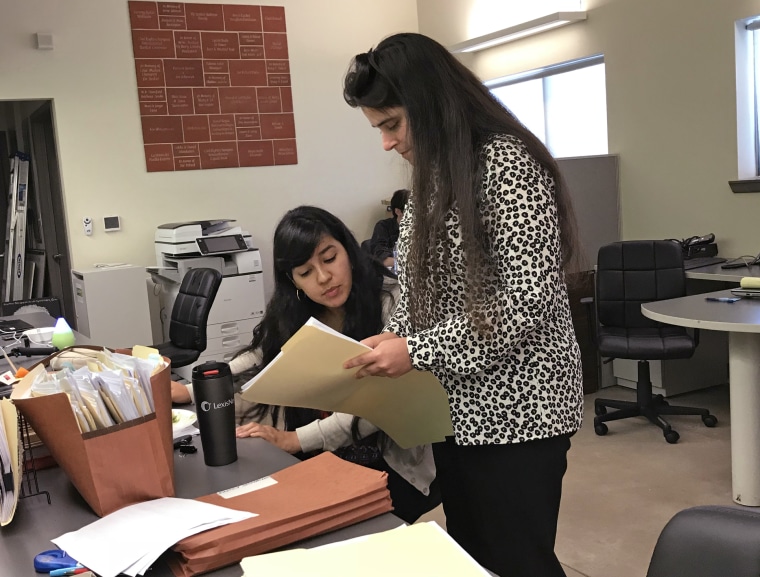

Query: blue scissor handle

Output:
[34, 549, 80, 572]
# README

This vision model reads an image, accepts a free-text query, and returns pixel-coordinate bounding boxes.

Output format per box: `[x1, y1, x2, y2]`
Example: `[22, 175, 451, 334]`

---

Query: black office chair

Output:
[647, 505, 760, 577]
[360, 239, 373, 257]
[590, 240, 717, 443]
[154, 267, 222, 369]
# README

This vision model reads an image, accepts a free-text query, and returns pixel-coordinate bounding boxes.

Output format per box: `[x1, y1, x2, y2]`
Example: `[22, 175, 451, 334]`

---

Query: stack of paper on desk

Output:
[0, 399, 20, 526]
[52, 497, 254, 577]
[13, 347, 165, 433]
[240, 522, 491, 577]
[166, 452, 393, 577]
[240, 318, 453, 449]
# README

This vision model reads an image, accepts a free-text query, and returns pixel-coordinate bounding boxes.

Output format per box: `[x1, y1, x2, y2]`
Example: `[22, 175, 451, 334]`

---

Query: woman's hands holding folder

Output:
[236, 423, 302, 454]
[344, 332, 413, 379]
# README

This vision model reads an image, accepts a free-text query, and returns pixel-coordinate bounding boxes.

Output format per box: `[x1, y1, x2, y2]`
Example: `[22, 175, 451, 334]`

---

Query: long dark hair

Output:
[343, 32, 581, 331]
[235, 205, 394, 433]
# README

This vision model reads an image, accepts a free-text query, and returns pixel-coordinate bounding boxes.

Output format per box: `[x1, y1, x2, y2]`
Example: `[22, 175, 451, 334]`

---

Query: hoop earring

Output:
[296, 289, 302, 302]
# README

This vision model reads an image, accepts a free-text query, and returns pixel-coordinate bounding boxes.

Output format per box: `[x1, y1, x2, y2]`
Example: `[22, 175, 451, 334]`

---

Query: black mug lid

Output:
[191, 360, 232, 380]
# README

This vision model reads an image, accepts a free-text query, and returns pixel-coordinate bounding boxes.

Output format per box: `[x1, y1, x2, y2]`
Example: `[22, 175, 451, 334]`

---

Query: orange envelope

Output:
[168, 452, 393, 577]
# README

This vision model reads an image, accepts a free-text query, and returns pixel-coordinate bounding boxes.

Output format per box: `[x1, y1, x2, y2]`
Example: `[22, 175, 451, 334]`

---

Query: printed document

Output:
[53, 497, 255, 577]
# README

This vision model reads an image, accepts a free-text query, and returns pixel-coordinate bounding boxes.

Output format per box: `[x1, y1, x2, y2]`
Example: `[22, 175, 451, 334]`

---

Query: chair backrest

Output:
[168, 267, 222, 352]
[596, 240, 686, 330]
[647, 505, 760, 577]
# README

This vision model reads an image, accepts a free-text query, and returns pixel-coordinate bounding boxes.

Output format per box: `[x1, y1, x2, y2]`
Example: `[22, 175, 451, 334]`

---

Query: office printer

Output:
[155, 219, 251, 272]
[148, 219, 266, 380]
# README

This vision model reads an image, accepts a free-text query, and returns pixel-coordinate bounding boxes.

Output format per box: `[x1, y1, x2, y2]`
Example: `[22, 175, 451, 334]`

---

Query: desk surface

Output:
[0, 313, 402, 576]
[0, 436, 402, 576]
[642, 289, 760, 333]
[685, 262, 760, 282]
[641, 289, 760, 506]
[0, 312, 91, 372]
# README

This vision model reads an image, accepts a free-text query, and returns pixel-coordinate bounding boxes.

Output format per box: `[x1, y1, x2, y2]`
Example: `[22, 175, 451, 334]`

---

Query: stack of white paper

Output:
[52, 497, 256, 577]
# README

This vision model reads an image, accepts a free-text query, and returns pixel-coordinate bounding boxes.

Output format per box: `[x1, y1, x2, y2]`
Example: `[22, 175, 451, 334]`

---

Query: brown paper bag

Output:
[11, 346, 174, 517]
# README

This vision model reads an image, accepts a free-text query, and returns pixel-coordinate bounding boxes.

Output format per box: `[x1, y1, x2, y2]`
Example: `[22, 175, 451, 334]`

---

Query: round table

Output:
[643, 289, 760, 506]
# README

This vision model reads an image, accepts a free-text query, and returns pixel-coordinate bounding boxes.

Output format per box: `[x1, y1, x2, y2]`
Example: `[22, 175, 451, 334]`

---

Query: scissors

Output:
[34, 549, 81, 572]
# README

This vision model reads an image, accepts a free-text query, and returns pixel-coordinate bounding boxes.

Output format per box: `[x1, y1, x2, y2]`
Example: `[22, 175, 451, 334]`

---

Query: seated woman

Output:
[172, 206, 439, 524]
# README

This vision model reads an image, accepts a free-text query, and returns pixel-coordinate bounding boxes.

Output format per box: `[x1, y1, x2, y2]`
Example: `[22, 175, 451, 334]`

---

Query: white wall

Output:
[0, 0, 417, 297]
[417, 0, 760, 257]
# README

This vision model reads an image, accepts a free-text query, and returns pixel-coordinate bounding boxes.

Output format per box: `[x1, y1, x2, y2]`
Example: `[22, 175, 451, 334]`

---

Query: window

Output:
[486, 55, 608, 158]
[752, 24, 760, 175]
[735, 18, 760, 184]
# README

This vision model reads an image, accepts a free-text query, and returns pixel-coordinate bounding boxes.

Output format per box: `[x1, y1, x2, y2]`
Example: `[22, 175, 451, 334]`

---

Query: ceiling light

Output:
[449, 11, 587, 53]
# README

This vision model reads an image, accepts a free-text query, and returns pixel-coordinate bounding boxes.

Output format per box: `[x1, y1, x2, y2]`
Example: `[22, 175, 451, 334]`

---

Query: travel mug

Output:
[192, 361, 238, 466]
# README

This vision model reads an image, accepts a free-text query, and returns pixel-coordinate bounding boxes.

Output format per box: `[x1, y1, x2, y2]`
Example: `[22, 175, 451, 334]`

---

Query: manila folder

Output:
[240, 319, 453, 448]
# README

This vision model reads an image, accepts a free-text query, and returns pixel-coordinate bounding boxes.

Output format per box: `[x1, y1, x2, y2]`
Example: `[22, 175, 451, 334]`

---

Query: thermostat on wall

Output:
[103, 216, 121, 232]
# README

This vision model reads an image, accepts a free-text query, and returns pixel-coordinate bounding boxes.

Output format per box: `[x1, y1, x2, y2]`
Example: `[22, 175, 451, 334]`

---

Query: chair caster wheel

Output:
[665, 430, 680, 444]
[594, 405, 607, 416]
[702, 415, 718, 427]
[594, 422, 608, 436]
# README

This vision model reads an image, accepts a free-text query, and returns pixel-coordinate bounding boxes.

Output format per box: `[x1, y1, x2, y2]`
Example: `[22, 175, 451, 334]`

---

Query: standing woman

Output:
[342, 33, 584, 577]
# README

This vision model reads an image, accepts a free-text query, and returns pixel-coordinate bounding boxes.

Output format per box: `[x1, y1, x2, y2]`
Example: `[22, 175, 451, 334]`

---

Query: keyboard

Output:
[683, 256, 727, 270]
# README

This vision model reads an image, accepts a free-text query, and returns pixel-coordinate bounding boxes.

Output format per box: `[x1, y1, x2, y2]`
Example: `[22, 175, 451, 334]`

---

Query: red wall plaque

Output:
[129, 2, 297, 172]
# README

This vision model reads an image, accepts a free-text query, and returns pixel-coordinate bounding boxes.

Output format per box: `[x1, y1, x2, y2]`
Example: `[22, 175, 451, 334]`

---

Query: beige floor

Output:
[415, 384, 734, 577]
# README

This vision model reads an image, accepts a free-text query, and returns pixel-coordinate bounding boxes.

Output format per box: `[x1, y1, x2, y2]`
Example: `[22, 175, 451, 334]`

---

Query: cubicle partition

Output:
[557, 154, 620, 269]
[558, 154, 620, 394]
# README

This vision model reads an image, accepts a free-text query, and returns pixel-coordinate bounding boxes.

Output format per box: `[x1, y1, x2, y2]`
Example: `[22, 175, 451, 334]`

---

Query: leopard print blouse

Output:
[385, 134, 584, 446]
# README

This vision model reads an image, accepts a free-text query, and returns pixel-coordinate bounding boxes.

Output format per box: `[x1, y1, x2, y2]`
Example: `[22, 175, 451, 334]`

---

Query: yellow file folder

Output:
[239, 522, 491, 576]
[240, 318, 453, 448]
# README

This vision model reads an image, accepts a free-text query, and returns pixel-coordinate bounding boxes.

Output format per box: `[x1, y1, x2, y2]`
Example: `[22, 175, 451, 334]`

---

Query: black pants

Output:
[432, 434, 571, 577]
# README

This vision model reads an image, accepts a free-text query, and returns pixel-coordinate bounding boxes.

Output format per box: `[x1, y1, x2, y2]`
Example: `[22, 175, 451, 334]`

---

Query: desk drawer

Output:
[204, 334, 250, 355]
[207, 319, 259, 340]
[197, 349, 238, 364]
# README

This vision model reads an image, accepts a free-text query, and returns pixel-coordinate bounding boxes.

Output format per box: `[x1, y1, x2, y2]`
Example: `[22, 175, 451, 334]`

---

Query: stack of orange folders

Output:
[166, 452, 393, 577]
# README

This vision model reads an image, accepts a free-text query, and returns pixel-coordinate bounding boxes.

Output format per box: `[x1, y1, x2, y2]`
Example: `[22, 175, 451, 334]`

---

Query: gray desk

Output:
[0, 312, 91, 372]
[685, 262, 760, 282]
[643, 289, 760, 506]
[0, 313, 402, 575]
[609, 262, 760, 396]
[0, 434, 402, 576]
